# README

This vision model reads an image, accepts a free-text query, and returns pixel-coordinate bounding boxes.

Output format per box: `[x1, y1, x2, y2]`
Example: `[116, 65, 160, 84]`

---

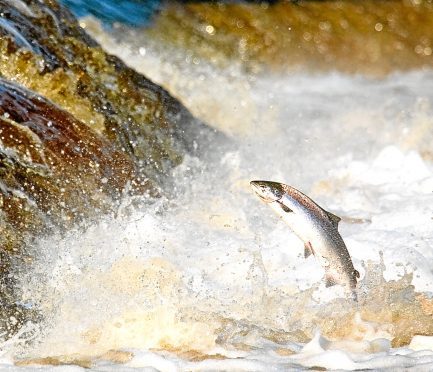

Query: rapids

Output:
[1, 17, 433, 369]
[0, 2, 433, 371]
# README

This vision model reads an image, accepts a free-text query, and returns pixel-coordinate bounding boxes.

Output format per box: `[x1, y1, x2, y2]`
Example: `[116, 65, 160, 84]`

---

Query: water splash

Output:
[6, 18, 433, 370]
[10, 145, 433, 369]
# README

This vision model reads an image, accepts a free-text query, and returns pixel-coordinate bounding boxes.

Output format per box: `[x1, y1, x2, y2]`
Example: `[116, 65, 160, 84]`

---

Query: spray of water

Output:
[4, 20, 433, 370]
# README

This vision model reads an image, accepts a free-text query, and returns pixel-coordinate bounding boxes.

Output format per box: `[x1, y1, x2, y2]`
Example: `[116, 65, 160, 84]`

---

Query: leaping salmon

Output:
[250, 180, 359, 300]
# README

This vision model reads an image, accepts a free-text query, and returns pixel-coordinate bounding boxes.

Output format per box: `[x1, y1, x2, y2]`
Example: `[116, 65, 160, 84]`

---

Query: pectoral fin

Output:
[278, 201, 293, 213]
[325, 210, 341, 230]
[304, 242, 314, 258]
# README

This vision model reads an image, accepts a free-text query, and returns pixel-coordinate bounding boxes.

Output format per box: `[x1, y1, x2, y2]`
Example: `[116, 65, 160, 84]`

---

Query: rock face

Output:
[0, 0, 207, 177]
[0, 79, 140, 330]
[0, 78, 137, 225]
[0, 0, 213, 335]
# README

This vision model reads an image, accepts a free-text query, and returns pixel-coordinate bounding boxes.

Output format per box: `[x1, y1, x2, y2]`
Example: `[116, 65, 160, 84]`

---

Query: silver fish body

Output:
[250, 180, 359, 298]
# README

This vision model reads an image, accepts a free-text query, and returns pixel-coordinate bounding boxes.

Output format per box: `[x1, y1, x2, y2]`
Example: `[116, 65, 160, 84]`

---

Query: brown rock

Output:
[0, 0, 217, 337]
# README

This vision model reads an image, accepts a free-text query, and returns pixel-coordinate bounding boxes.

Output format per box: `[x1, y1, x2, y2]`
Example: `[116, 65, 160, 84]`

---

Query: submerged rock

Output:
[0, 0, 215, 335]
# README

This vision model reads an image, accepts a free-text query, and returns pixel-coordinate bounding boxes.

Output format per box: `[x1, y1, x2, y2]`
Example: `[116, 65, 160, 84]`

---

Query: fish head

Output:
[250, 180, 285, 203]
[250, 180, 308, 215]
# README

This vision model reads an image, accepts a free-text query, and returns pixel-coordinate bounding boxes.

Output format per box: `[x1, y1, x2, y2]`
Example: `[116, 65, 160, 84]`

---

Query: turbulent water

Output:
[2, 18, 433, 371]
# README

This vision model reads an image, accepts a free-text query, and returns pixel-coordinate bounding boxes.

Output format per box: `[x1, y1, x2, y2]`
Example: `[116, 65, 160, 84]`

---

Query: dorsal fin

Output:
[325, 210, 341, 229]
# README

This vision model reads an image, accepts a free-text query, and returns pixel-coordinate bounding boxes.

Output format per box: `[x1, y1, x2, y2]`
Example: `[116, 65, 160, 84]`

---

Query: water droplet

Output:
[375, 23, 383, 32]
[205, 25, 215, 35]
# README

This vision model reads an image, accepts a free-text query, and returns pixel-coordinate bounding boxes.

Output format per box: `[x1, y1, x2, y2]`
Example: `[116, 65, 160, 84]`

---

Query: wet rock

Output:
[0, 0, 216, 335]
[0, 0, 98, 70]
[0, 78, 138, 223]
[0, 0, 214, 243]
[0, 0, 211, 180]
[0, 78, 146, 335]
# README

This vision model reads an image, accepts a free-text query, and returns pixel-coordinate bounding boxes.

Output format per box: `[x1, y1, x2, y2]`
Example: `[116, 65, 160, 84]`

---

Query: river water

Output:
[2, 14, 433, 372]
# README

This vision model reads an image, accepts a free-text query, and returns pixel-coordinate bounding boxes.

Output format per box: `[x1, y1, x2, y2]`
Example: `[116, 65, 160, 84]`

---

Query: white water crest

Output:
[3, 19, 433, 371]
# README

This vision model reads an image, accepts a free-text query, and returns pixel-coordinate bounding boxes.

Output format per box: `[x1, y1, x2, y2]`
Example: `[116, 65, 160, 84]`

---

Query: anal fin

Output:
[304, 242, 314, 258]
[325, 273, 338, 287]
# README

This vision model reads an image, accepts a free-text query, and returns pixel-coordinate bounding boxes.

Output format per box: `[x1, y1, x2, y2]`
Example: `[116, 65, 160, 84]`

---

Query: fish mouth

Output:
[250, 180, 284, 203]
